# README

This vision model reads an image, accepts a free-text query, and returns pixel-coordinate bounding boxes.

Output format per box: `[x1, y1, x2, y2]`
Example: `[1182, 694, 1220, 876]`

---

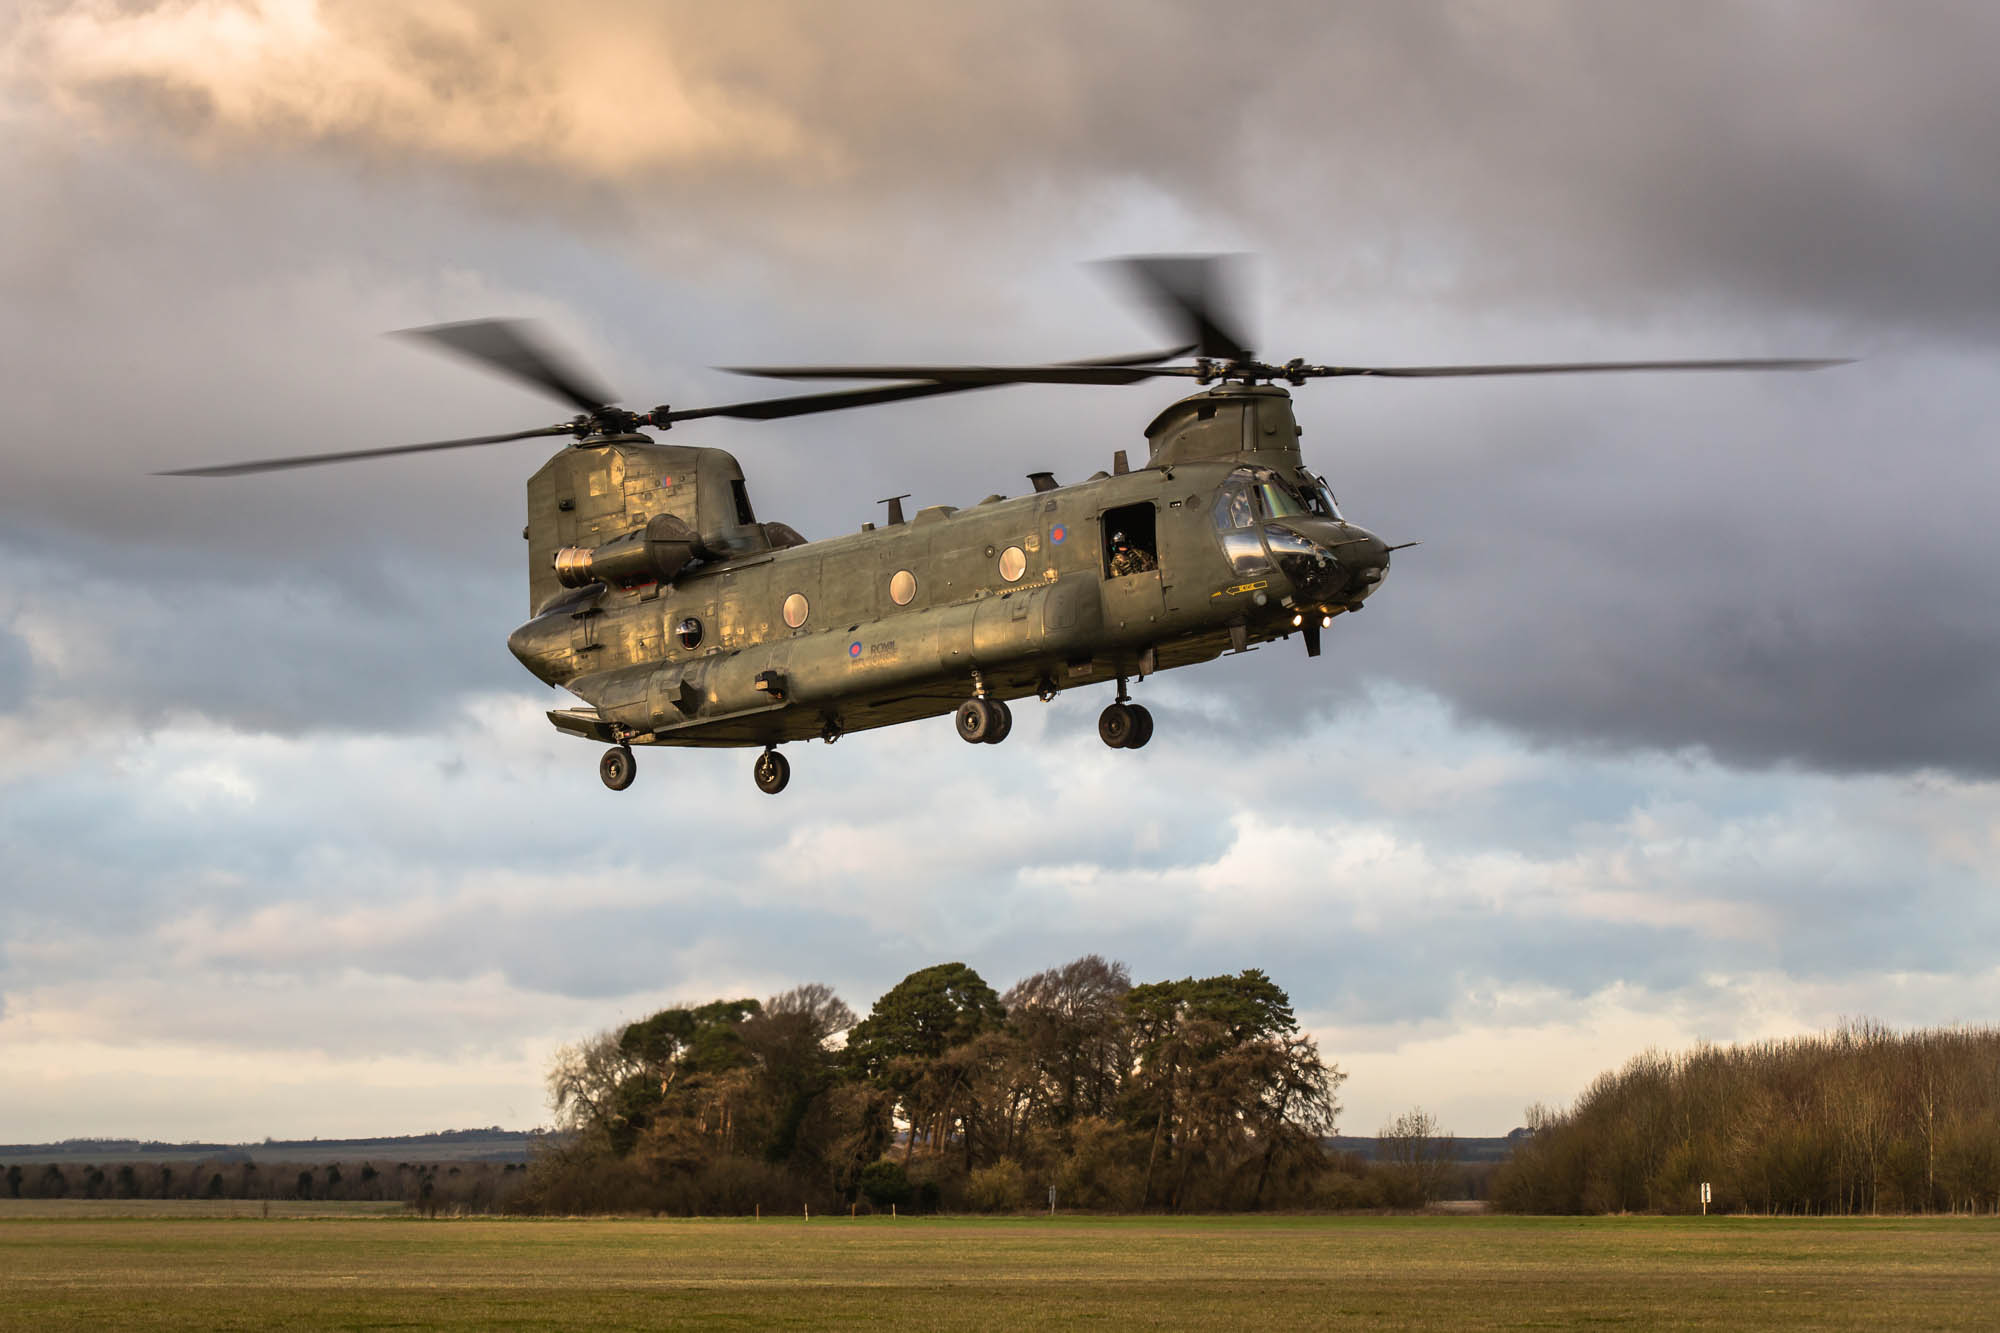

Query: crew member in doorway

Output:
[1108, 530, 1158, 577]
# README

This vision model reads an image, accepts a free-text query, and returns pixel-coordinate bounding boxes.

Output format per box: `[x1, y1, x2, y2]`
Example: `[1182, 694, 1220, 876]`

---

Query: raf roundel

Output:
[1049, 524, 1068, 545]
[848, 641, 863, 659]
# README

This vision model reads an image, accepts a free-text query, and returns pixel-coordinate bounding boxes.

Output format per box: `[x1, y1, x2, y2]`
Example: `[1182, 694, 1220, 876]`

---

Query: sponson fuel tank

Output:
[552, 512, 702, 590]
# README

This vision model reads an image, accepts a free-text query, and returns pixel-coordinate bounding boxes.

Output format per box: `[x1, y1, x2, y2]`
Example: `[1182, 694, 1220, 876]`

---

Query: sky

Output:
[3, 0, 1998, 1142]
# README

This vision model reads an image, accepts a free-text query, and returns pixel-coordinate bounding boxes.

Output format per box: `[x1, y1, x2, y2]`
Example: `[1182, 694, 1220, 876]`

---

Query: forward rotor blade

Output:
[395, 319, 617, 414]
[1305, 357, 1851, 379]
[155, 424, 576, 477]
[661, 379, 993, 424]
[722, 362, 1196, 386]
[722, 343, 1199, 387]
[1106, 254, 1254, 363]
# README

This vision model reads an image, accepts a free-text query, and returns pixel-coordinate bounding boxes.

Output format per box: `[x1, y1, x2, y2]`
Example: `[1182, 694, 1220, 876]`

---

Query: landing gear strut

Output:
[599, 745, 637, 791]
[753, 746, 791, 795]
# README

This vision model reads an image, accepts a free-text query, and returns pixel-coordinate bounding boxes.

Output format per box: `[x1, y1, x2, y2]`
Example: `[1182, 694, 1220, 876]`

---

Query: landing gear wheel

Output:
[1124, 703, 1154, 750]
[753, 748, 791, 795]
[599, 745, 636, 791]
[1098, 702, 1136, 749]
[983, 698, 1013, 744]
[956, 697, 999, 744]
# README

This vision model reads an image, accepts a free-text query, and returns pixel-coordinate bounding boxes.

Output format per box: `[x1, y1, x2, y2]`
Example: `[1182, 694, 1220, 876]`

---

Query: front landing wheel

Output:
[1098, 702, 1136, 748]
[754, 748, 791, 795]
[1125, 703, 1154, 749]
[599, 745, 637, 791]
[956, 697, 998, 744]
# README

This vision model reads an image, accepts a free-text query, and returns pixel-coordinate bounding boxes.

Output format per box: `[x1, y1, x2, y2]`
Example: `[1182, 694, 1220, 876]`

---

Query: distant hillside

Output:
[4, 1129, 1526, 1169]
[0, 1128, 544, 1166]
[1327, 1134, 1527, 1165]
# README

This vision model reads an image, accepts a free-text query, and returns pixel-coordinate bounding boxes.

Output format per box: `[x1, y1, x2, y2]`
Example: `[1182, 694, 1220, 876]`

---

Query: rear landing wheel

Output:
[983, 698, 1013, 744]
[754, 748, 791, 795]
[599, 745, 636, 791]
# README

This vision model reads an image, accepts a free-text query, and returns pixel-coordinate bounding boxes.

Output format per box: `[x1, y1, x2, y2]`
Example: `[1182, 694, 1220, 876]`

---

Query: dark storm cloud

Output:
[1212, 350, 2000, 776]
[23, 2, 2000, 336]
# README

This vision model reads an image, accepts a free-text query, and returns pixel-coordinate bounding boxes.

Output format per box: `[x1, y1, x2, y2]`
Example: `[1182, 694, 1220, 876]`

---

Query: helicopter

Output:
[161, 258, 1842, 794]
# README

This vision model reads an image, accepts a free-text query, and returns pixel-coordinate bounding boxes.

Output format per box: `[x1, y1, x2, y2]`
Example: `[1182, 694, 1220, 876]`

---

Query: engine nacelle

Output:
[553, 512, 702, 589]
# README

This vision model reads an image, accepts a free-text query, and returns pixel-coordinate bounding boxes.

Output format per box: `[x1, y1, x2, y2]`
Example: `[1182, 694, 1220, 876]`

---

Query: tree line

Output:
[1494, 1022, 2000, 1214]
[4, 1158, 528, 1213]
[517, 956, 1463, 1214]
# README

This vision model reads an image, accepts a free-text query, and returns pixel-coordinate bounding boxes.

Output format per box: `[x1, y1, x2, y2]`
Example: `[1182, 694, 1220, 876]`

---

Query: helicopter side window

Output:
[1101, 503, 1158, 578]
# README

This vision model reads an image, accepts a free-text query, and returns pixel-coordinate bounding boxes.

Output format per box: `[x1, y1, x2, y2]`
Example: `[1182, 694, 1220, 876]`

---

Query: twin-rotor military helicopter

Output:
[163, 258, 1840, 794]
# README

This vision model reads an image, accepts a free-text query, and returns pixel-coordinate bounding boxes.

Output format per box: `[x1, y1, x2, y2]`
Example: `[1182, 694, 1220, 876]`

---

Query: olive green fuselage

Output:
[507, 383, 1390, 749]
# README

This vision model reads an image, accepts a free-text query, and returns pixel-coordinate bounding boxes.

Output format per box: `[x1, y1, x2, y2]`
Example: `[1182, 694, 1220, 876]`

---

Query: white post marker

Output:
[1700, 1181, 1711, 1215]
[1048, 1185, 1057, 1216]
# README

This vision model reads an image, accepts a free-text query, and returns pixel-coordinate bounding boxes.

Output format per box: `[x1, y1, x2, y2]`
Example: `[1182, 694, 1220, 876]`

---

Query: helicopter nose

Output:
[1340, 528, 1392, 600]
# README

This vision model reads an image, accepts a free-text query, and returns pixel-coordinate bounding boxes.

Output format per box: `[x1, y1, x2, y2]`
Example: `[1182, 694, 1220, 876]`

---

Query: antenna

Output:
[878, 493, 912, 526]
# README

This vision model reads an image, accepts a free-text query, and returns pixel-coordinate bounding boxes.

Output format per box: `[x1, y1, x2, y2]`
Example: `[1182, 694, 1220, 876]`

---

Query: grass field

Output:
[5, 1207, 1997, 1330]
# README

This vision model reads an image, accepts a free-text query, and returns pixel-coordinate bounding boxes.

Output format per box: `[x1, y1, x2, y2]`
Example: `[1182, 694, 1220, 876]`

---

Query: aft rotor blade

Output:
[661, 379, 993, 424]
[395, 319, 617, 414]
[1303, 357, 1852, 379]
[155, 424, 576, 477]
[1106, 254, 1254, 363]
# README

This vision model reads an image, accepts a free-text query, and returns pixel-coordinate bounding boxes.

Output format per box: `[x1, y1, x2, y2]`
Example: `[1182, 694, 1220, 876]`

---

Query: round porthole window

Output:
[998, 546, 1027, 582]
[678, 617, 703, 649]
[889, 570, 917, 605]
[783, 593, 809, 628]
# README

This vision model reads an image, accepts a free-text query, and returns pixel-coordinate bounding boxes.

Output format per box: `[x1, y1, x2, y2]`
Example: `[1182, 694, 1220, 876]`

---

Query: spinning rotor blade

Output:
[158, 381, 1005, 477]
[724, 363, 1193, 386]
[722, 345, 1202, 387]
[396, 319, 617, 414]
[1107, 254, 1254, 363]
[155, 425, 579, 477]
[1300, 357, 1851, 379]
[660, 378, 993, 423]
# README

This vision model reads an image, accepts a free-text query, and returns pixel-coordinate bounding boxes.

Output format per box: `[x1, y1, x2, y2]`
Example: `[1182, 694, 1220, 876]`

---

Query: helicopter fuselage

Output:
[156, 259, 1834, 794]
[506, 383, 1391, 758]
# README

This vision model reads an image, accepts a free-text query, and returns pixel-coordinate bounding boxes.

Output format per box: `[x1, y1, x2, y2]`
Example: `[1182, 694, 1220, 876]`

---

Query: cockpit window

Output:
[1256, 479, 1308, 520]
[1212, 483, 1255, 531]
[1212, 473, 1270, 576]
[1301, 471, 1343, 520]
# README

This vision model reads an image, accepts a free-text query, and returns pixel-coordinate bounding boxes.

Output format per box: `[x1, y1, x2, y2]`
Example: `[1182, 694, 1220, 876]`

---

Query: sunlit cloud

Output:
[18, 0, 815, 177]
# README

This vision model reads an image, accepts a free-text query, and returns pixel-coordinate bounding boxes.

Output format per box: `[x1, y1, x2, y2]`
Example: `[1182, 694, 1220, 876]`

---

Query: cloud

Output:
[3, 2, 1998, 1143]
[20, 0, 812, 177]
[17, 3, 2000, 335]
[0, 621, 29, 713]
[6, 688, 1996, 1137]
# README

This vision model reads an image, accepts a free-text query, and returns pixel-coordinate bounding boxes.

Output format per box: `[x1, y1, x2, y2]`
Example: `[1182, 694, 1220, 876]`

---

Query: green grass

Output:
[4, 1211, 1997, 1330]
